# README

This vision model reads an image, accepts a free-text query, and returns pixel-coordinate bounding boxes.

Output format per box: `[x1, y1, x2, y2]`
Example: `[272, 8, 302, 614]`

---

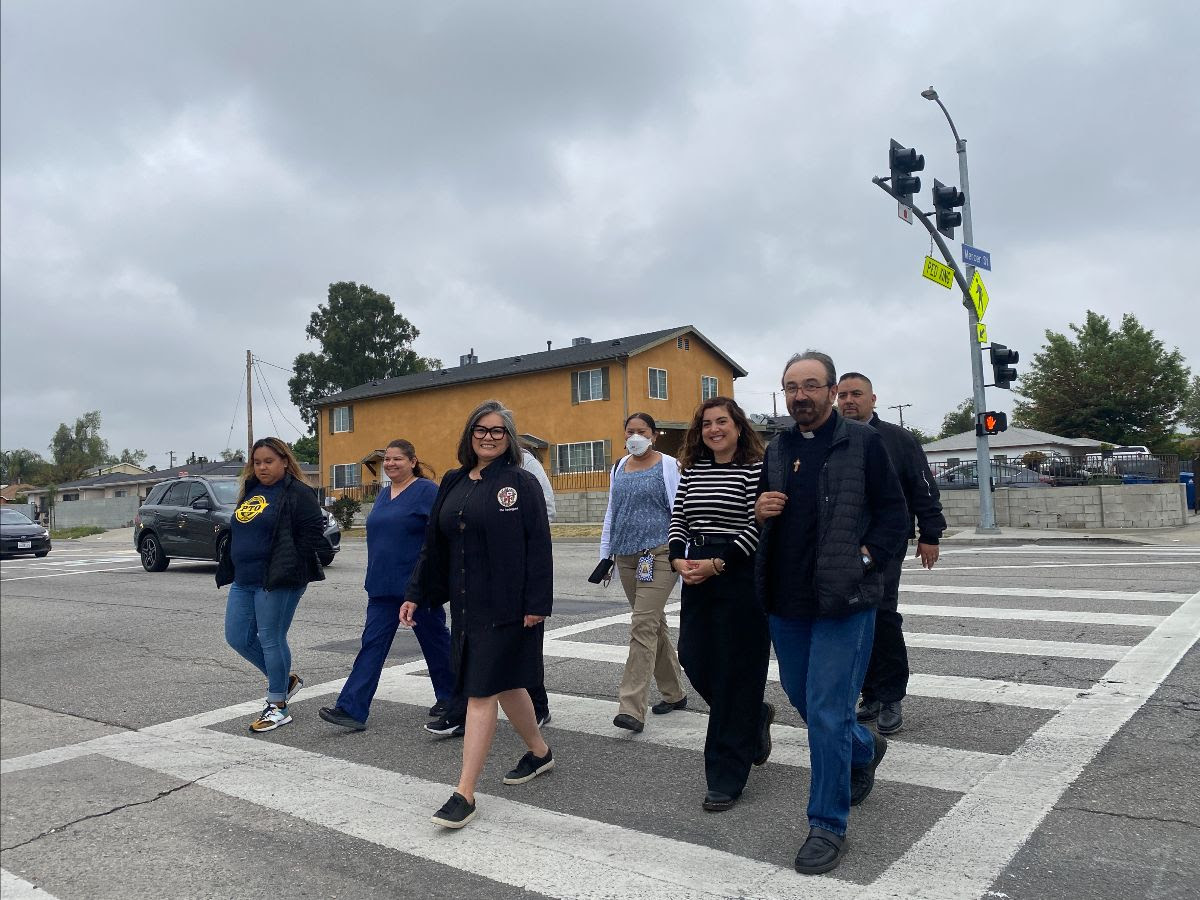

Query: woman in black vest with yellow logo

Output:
[218, 437, 326, 733]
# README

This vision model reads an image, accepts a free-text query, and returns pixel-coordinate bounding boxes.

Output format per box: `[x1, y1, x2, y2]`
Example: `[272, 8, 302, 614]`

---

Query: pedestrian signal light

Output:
[989, 343, 1020, 389]
[976, 411, 1008, 436]
[889, 139, 925, 208]
[932, 178, 965, 239]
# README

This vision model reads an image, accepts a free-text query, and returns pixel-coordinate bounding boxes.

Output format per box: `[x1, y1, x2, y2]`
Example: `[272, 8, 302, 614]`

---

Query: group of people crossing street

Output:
[216, 349, 944, 877]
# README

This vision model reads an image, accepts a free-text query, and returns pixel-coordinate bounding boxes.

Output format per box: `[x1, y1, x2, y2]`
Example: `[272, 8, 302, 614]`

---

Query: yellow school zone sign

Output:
[922, 256, 954, 289]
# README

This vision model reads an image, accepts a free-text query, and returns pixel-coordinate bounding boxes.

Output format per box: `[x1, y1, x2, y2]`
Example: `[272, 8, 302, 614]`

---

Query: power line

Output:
[225, 368, 246, 453]
[253, 356, 296, 374]
[254, 359, 307, 438]
[252, 362, 282, 437]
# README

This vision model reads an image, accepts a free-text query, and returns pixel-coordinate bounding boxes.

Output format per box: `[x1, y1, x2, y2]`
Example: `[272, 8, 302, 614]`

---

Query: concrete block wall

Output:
[554, 491, 610, 524]
[937, 484, 1187, 530]
[51, 497, 140, 530]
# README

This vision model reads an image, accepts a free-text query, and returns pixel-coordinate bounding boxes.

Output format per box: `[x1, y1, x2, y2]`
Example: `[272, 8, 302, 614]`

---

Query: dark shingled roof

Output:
[315, 325, 747, 407]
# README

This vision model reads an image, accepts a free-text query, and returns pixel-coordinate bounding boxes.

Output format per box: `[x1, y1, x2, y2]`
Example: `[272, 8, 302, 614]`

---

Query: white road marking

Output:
[0, 565, 146, 583]
[926, 561, 1199, 571]
[900, 604, 1163, 627]
[899, 583, 1187, 603]
[877, 589, 1200, 899]
[902, 632, 1129, 660]
[940, 547, 1200, 556]
[542, 639, 1081, 710]
[0, 869, 62, 900]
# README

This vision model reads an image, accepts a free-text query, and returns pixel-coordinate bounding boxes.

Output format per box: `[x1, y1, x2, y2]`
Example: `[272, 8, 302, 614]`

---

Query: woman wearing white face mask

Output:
[598, 413, 687, 733]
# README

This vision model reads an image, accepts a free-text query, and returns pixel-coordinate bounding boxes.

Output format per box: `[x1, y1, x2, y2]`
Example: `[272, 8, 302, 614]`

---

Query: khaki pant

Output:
[615, 544, 685, 721]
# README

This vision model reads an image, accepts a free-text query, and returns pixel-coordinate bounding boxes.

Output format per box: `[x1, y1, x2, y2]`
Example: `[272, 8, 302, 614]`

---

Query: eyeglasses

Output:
[783, 381, 833, 397]
[471, 425, 508, 440]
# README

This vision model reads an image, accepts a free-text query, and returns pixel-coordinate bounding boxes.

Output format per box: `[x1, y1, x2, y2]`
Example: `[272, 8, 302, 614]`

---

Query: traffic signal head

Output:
[976, 411, 1008, 436]
[989, 343, 1019, 389]
[889, 139, 925, 206]
[932, 178, 965, 239]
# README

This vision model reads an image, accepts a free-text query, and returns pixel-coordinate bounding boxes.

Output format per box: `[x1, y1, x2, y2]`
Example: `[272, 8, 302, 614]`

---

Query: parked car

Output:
[1037, 454, 1091, 486]
[133, 476, 339, 572]
[934, 462, 1051, 490]
[0, 507, 51, 558]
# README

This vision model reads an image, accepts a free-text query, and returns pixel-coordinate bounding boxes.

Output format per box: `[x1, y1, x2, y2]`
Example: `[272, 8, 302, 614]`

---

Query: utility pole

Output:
[246, 350, 254, 460]
[771, 391, 778, 417]
[888, 403, 912, 428]
[167, 450, 176, 470]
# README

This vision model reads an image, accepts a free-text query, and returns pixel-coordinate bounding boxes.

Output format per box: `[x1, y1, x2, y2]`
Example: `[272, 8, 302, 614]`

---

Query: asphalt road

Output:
[1, 536, 1197, 899]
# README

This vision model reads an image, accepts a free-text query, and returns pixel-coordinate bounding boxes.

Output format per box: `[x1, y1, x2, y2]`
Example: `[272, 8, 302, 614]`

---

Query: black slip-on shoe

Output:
[877, 700, 903, 735]
[651, 696, 688, 715]
[613, 713, 644, 733]
[503, 748, 555, 785]
[702, 790, 737, 812]
[753, 701, 775, 766]
[849, 732, 888, 806]
[431, 792, 476, 829]
[318, 705, 367, 731]
[794, 827, 845, 875]
[855, 697, 880, 723]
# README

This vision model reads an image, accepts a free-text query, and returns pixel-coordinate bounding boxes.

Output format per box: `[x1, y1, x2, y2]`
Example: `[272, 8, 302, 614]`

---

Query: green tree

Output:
[49, 411, 110, 481]
[1012, 311, 1190, 450]
[290, 435, 319, 464]
[1179, 375, 1200, 434]
[1, 448, 49, 484]
[906, 426, 934, 445]
[115, 448, 148, 467]
[219, 448, 246, 463]
[288, 282, 441, 430]
[938, 398, 975, 439]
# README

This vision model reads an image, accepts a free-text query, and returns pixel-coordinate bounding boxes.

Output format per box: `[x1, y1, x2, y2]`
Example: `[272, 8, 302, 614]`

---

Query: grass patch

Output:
[51, 525, 108, 540]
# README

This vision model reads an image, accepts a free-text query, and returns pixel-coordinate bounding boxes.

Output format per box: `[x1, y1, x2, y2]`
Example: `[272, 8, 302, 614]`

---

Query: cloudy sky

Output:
[3, 1, 1196, 470]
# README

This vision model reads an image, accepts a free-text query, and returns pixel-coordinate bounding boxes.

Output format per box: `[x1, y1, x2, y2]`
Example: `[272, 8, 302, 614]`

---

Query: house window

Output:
[330, 464, 361, 488]
[114, 490, 128, 498]
[62, 493, 80, 502]
[676, 336, 690, 350]
[648, 367, 668, 400]
[701, 375, 718, 400]
[555, 441, 606, 474]
[331, 406, 353, 433]
[577, 369, 603, 402]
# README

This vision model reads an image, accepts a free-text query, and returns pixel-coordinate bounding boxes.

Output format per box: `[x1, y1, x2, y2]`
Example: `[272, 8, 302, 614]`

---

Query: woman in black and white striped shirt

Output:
[668, 396, 773, 813]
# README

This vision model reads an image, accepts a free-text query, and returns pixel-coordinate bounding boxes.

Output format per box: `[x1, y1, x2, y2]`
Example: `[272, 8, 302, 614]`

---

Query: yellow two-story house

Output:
[315, 325, 748, 495]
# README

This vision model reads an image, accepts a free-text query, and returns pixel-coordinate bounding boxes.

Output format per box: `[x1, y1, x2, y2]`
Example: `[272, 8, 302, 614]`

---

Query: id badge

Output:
[636, 551, 655, 582]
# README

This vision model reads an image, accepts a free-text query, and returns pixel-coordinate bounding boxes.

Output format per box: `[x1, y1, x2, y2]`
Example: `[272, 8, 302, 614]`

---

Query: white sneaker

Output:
[250, 703, 292, 733]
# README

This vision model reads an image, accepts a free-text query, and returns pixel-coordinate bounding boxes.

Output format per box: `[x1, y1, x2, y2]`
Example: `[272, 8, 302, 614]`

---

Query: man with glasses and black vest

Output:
[837, 372, 945, 737]
[755, 351, 908, 876]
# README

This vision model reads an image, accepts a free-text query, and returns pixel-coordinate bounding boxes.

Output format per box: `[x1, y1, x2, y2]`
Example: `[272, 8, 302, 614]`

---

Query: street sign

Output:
[976, 323, 988, 344]
[969, 270, 990, 319]
[962, 243, 992, 271]
[898, 202, 913, 225]
[922, 255, 954, 289]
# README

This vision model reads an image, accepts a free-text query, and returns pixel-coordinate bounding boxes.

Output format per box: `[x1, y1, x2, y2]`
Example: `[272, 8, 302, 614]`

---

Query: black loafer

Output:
[877, 700, 903, 734]
[651, 696, 688, 715]
[613, 713, 644, 733]
[702, 790, 737, 812]
[753, 702, 775, 766]
[794, 827, 845, 875]
[318, 706, 366, 731]
[849, 732, 888, 806]
[856, 698, 880, 722]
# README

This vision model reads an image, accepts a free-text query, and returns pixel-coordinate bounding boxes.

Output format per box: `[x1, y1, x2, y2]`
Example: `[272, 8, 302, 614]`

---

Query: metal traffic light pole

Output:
[921, 87, 999, 533]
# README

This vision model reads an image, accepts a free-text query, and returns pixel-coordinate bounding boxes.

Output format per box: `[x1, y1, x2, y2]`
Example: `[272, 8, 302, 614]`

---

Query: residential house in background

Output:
[920, 427, 1102, 467]
[314, 326, 748, 494]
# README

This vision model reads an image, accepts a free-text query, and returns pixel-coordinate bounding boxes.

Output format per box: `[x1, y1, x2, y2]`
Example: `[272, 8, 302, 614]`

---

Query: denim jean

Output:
[769, 608, 877, 836]
[225, 583, 306, 703]
[337, 597, 455, 723]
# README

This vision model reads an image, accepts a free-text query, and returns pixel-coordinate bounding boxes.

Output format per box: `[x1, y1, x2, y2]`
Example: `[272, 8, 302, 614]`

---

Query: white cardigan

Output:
[599, 452, 682, 558]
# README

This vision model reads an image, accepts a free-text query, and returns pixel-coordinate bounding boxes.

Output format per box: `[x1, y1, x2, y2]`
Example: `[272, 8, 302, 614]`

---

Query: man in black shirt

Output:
[838, 373, 946, 736]
[755, 351, 908, 876]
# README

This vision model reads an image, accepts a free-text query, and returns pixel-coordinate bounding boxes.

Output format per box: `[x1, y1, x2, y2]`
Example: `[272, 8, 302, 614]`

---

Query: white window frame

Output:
[576, 369, 604, 402]
[330, 463, 361, 489]
[648, 367, 668, 400]
[332, 406, 352, 433]
[701, 375, 718, 400]
[555, 441, 606, 474]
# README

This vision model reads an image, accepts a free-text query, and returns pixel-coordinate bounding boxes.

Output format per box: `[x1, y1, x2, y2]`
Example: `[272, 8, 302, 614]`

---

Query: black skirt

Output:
[456, 618, 545, 698]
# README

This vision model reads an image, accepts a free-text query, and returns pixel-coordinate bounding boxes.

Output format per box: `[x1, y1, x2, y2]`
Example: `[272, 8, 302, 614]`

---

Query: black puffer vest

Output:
[756, 415, 883, 617]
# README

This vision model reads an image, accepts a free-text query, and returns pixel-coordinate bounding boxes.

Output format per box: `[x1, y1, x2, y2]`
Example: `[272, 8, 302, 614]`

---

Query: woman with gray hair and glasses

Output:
[402, 400, 555, 829]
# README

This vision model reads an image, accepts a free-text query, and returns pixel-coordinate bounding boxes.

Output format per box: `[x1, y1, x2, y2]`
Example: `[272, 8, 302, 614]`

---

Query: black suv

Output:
[133, 476, 340, 572]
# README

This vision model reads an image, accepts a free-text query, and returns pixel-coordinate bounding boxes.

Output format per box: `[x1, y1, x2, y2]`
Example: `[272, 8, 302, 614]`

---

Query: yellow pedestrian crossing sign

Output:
[970, 270, 989, 320]
[977, 323, 988, 344]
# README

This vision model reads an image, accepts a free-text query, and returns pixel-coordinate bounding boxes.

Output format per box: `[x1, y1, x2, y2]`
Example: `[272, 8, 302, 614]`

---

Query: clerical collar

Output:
[793, 410, 837, 440]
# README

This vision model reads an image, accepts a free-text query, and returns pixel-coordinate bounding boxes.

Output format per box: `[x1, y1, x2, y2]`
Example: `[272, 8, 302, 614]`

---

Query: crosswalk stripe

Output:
[899, 604, 1164, 626]
[0, 869, 61, 900]
[898, 583, 1187, 603]
[542, 639, 1081, 710]
[928, 561, 1198, 571]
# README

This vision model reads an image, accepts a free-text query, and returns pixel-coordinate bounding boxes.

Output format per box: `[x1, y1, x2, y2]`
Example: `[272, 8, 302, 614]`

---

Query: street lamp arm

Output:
[871, 176, 972, 304]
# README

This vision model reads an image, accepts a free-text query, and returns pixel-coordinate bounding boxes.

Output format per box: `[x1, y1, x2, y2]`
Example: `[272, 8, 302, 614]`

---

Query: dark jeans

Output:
[770, 608, 877, 836]
[677, 562, 771, 799]
[337, 597, 455, 723]
[860, 552, 909, 704]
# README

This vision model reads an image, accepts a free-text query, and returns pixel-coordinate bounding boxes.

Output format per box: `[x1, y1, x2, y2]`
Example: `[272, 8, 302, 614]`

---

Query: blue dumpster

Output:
[1181, 471, 1195, 511]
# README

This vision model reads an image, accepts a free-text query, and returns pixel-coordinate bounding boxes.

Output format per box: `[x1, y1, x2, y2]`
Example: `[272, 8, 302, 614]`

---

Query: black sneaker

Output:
[424, 716, 465, 737]
[286, 673, 304, 701]
[502, 748, 554, 785]
[850, 733, 888, 806]
[651, 696, 688, 715]
[612, 713, 644, 733]
[855, 697, 880, 723]
[319, 705, 367, 731]
[877, 700, 903, 735]
[536, 711, 552, 727]
[431, 792, 476, 829]
[428, 699, 449, 718]
[753, 702, 775, 766]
